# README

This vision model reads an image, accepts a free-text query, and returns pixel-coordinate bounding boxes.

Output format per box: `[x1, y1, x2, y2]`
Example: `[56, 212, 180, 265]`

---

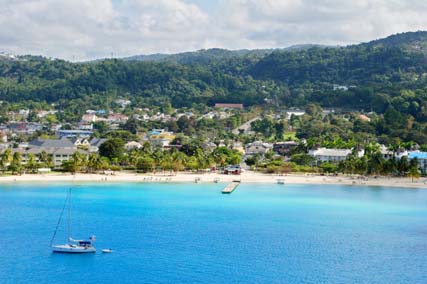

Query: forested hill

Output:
[1, 31, 427, 117]
[122, 44, 327, 64]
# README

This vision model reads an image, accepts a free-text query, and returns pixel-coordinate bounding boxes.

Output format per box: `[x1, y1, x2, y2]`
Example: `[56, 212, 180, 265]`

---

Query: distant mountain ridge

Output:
[121, 44, 332, 64]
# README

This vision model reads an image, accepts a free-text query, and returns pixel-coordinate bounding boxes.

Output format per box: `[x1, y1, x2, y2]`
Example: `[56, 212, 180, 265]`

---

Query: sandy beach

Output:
[0, 171, 426, 189]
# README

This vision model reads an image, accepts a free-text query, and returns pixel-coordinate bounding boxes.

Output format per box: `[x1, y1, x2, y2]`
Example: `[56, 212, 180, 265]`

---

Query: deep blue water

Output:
[0, 182, 426, 284]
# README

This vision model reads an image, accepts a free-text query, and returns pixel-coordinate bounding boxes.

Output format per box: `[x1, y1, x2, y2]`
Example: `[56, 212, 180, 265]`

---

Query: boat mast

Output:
[49, 188, 72, 247]
[68, 188, 72, 240]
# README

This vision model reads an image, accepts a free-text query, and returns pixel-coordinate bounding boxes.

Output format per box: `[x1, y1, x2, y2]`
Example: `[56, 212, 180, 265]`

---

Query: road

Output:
[232, 116, 261, 135]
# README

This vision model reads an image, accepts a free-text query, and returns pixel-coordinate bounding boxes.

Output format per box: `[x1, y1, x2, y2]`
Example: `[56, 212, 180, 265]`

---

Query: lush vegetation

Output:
[2, 32, 427, 127]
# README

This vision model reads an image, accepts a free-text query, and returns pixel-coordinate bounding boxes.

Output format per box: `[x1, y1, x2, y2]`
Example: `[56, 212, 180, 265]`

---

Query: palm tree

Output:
[46, 155, 55, 169]
[137, 155, 155, 173]
[129, 149, 141, 168]
[408, 165, 420, 182]
[63, 151, 85, 174]
[10, 152, 22, 175]
[160, 153, 174, 173]
[38, 150, 49, 165]
[152, 150, 164, 173]
[195, 148, 209, 170]
[87, 153, 104, 173]
[186, 156, 199, 172]
[26, 153, 38, 174]
[142, 142, 152, 154]
[1, 148, 12, 173]
[171, 151, 187, 172]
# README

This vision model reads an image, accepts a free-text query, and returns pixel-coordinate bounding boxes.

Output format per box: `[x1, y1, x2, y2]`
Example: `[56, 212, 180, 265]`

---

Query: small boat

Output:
[102, 249, 113, 253]
[277, 179, 285, 185]
[51, 188, 97, 254]
[213, 178, 220, 183]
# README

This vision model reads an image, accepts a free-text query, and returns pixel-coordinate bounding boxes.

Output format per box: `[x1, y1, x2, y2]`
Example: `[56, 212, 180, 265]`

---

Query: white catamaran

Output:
[51, 188, 96, 253]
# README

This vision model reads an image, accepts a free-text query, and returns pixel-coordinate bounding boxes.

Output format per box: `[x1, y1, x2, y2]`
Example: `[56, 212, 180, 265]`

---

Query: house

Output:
[308, 148, 358, 163]
[379, 145, 394, 160]
[37, 110, 57, 118]
[284, 110, 305, 120]
[358, 114, 371, 122]
[125, 141, 142, 150]
[107, 113, 129, 123]
[81, 114, 98, 123]
[89, 138, 108, 152]
[214, 103, 244, 110]
[0, 131, 7, 143]
[8, 122, 43, 135]
[245, 141, 273, 156]
[232, 142, 245, 154]
[19, 109, 30, 117]
[203, 142, 217, 152]
[408, 151, 427, 174]
[147, 129, 176, 148]
[115, 99, 131, 108]
[273, 141, 298, 156]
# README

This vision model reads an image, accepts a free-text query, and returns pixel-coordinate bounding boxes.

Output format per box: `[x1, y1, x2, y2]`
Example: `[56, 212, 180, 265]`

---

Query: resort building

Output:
[308, 148, 358, 163]
[14, 137, 89, 167]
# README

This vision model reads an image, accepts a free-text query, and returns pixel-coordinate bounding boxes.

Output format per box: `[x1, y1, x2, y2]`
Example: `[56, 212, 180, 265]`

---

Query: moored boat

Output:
[52, 237, 96, 253]
[51, 188, 97, 253]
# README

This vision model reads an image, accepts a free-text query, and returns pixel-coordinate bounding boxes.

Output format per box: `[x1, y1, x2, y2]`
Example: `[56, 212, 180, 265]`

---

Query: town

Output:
[0, 99, 425, 179]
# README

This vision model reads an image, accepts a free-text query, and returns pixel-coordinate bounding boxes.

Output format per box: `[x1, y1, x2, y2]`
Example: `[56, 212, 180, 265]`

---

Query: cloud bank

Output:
[1, 0, 427, 60]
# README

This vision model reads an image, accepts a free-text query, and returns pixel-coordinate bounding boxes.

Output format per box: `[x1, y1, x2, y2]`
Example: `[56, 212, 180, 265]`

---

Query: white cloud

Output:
[1, 0, 427, 60]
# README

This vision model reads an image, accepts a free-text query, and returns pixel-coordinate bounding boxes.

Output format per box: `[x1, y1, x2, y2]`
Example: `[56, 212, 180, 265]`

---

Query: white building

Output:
[125, 141, 142, 150]
[309, 148, 360, 163]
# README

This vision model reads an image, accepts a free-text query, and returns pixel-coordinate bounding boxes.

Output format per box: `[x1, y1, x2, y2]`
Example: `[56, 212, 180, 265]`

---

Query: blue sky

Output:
[1, 0, 427, 61]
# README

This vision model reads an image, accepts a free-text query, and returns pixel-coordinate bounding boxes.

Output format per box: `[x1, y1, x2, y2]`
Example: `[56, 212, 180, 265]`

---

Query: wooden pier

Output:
[222, 181, 240, 194]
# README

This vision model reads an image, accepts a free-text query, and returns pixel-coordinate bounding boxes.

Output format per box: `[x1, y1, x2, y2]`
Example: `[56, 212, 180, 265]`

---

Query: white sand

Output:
[0, 171, 426, 189]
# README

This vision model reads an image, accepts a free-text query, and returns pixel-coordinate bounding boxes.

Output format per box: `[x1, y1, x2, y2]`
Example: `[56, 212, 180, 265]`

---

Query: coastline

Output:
[0, 171, 426, 189]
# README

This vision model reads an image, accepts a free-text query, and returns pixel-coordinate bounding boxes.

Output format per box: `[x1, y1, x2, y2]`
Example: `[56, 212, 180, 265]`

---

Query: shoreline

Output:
[0, 171, 426, 189]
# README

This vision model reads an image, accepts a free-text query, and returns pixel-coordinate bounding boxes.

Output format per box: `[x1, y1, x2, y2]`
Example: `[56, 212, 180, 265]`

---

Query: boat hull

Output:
[52, 244, 96, 253]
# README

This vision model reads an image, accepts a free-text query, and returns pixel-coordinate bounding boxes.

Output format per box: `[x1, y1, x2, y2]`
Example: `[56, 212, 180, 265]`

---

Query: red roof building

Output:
[214, 103, 244, 109]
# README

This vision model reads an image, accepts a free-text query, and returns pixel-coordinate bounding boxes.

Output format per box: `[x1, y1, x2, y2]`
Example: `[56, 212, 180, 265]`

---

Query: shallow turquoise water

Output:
[0, 182, 426, 284]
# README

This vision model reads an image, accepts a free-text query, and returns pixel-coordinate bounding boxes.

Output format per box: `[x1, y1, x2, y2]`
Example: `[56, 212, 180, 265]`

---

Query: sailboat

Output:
[51, 188, 96, 253]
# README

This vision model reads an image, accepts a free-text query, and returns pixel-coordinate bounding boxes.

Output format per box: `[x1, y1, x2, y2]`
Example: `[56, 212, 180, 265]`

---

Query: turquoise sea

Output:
[0, 182, 426, 284]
